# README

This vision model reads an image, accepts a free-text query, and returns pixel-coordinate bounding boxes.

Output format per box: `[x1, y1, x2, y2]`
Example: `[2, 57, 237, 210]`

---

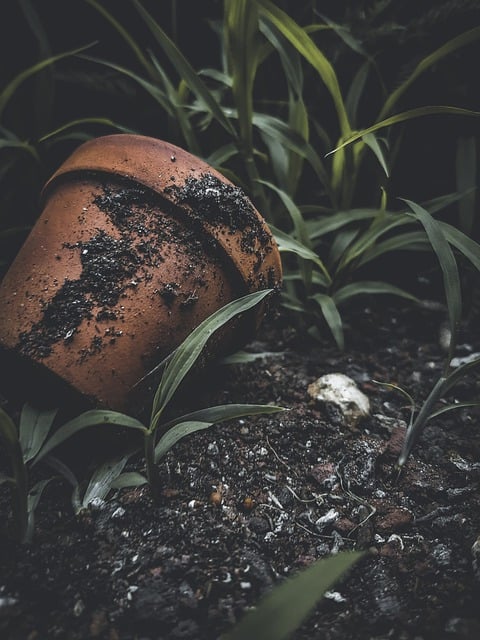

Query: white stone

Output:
[307, 373, 370, 426]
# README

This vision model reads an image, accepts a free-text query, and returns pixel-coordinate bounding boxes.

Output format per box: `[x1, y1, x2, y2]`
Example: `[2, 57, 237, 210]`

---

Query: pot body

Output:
[0, 135, 281, 411]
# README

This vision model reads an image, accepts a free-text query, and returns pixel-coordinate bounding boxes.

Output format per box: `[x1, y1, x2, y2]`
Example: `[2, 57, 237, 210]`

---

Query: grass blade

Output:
[85, 0, 154, 76]
[19, 404, 58, 463]
[333, 281, 418, 306]
[133, 0, 237, 138]
[25, 478, 54, 543]
[327, 106, 480, 157]
[160, 403, 285, 432]
[155, 421, 215, 462]
[155, 402, 284, 462]
[150, 290, 273, 423]
[256, 0, 350, 137]
[0, 407, 19, 449]
[224, 0, 260, 151]
[39, 117, 135, 142]
[81, 456, 129, 508]
[379, 26, 480, 120]
[0, 43, 97, 119]
[222, 551, 364, 640]
[34, 410, 146, 464]
[270, 225, 331, 286]
[311, 293, 344, 350]
[439, 221, 480, 272]
[402, 199, 462, 355]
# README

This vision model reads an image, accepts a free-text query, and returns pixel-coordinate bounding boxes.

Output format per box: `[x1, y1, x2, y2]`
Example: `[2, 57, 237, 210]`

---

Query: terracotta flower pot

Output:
[0, 134, 282, 412]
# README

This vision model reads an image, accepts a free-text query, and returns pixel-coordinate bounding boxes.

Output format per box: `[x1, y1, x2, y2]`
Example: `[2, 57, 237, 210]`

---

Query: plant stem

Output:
[10, 440, 28, 542]
[144, 430, 160, 501]
[397, 376, 447, 468]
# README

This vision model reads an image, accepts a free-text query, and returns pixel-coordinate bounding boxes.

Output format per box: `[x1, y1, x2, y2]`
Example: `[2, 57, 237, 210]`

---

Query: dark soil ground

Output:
[1, 295, 480, 640]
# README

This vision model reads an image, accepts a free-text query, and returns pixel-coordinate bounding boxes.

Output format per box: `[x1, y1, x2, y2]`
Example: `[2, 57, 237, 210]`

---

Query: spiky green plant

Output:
[79, 0, 480, 346]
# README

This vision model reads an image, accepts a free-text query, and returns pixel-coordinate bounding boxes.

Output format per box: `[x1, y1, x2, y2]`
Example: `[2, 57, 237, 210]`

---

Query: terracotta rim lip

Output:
[41, 134, 282, 293]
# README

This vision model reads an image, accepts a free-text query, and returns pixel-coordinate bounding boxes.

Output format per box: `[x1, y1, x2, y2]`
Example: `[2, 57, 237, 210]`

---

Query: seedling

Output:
[32, 289, 284, 502]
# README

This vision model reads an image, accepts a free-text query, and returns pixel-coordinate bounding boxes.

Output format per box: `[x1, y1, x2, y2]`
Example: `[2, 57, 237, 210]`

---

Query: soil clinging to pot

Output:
[16, 180, 238, 362]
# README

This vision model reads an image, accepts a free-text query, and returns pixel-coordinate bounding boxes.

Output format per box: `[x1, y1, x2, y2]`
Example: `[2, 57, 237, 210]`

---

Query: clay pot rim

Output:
[41, 134, 282, 295]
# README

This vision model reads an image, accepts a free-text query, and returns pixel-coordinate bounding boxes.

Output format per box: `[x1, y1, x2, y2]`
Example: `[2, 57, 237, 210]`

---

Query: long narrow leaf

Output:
[379, 26, 480, 120]
[156, 403, 283, 462]
[81, 456, 129, 508]
[223, 552, 364, 640]
[34, 410, 146, 464]
[19, 404, 58, 463]
[0, 43, 96, 118]
[25, 477, 54, 543]
[160, 403, 284, 432]
[85, 0, 154, 76]
[0, 407, 18, 448]
[150, 290, 273, 423]
[403, 199, 462, 347]
[39, 118, 135, 142]
[133, 0, 237, 138]
[311, 294, 344, 350]
[224, 0, 260, 151]
[256, 0, 350, 137]
[439, 221, 480, 272]
[327, 106, 480, 157]
[155, 421, 214, 462]
[270, 225, 331, 285]
[333, 281, 418, 306]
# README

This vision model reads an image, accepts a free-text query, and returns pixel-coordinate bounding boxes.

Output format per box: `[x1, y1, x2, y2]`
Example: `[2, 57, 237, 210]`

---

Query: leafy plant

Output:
[0, 290, 283, 538]
[0, 403, 66, 542]
[79, 0, 480, 347]
[372, 201, 480, 467]
[222, 551, 364, 640]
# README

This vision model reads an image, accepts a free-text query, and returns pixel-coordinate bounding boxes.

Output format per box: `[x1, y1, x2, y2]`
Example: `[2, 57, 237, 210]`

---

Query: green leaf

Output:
[19, 404, 58, 463]
[0, 407, 18, 449]
[362, 133, 389, 177]
[39, 117, 135, 142]
[154, 421, 215, 462]
[252, 113, 332, 200]
[270, 225, 331, 286]
[155, 403, 284, 462]
[379, 26, 480, 120]
[442, 356, 480, 396]
[222, 551, 364, 640]
[439, 223, 480, 273]
[25, 477, 54, 543]
[357, 231, 429, 267]
[327, 106, 480, 157]
[133, 0, 236, 138]
[111, 472, 148, 489]
[258, 180, 310, 247]
[85, 0, 154, 76]
[150, 289, 273, 425]
[311, 294, 344, 350]
[306, 208, 381, 241]
[403, 199, 462, 348]
[34, 410, 146, 463]
[428, 402, 480, 420]
[333, 281, 418, 306]
[256, 0, 351, 137]
[0, 43, 97, 119]
[160, 403, 285, 432]
[81, 456, 129, 508]
[224, 0, 260, 150]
